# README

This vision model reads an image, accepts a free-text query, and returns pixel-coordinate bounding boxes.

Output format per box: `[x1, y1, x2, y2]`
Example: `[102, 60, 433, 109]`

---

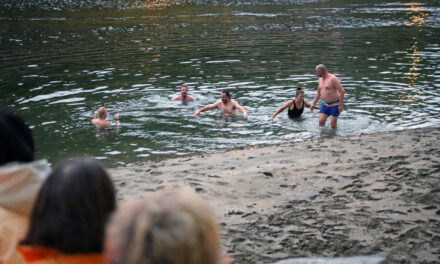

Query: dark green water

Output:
[1, 0, 439, 166]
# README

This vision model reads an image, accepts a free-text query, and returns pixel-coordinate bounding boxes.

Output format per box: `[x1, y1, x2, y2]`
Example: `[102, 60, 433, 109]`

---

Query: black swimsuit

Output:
[287, 100, 304, 118]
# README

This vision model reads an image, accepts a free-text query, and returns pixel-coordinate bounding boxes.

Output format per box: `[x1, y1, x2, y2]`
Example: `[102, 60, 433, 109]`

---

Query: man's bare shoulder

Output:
[330, 73, 340, 81]
[231, 99, 242, 106]
[330, 74, 342, 85]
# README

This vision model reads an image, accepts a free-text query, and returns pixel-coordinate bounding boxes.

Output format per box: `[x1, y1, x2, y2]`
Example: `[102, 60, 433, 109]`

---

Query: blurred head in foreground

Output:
[106, 189, 220, 264]
[0, 109, 34, 165]
[21, 158, 116, 254]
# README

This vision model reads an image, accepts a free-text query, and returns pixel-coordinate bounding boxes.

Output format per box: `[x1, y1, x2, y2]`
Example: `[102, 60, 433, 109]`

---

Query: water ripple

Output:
[0, 1, 439, 165]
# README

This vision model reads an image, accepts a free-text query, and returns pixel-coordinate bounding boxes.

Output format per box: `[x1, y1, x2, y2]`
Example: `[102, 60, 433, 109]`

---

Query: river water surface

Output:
[1, 0, 439, 166]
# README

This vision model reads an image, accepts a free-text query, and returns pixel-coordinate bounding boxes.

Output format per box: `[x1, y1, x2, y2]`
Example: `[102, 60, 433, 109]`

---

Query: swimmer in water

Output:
[91, 107, 120, 126]
[173, 85, 194, 101]
[194, 90, 248, 118]
[272, 88, 319, 119]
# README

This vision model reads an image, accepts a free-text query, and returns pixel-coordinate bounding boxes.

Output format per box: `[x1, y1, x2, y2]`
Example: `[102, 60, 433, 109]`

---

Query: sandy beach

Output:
[109, 127, 440, 263]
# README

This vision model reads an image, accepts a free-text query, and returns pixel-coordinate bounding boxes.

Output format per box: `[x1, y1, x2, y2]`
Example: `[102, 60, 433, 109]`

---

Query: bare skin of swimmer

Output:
[194, 92, 247, 118]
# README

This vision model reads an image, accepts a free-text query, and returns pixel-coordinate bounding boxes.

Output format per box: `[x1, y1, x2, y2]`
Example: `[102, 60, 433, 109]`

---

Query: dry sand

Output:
[108, 127, 440, 264]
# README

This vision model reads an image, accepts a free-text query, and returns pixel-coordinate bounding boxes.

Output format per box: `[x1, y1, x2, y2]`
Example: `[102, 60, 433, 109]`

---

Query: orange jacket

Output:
[17, 246, 109, 264]
[0, 208, 28, 264]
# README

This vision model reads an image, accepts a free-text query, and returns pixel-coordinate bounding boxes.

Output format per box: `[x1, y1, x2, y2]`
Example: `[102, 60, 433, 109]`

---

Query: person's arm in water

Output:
[194, 101, 219, 116]
[272, 100, 292, 118]
[304, 100, 320, 110]
[232, 100, 248, 118]
[217, 252, 234, 264]
[333, 77, 345, 113]
[310, 80, 321, 112]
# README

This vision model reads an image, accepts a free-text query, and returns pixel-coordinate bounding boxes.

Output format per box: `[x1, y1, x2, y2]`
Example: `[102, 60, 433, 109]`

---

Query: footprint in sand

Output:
[195, 187, 206, 193]
[262, 171, 274, 177]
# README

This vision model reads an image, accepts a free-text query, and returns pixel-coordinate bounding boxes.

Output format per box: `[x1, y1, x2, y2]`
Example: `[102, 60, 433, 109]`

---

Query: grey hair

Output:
[316, 64, 327, 72]
[106, 189, 220, 264]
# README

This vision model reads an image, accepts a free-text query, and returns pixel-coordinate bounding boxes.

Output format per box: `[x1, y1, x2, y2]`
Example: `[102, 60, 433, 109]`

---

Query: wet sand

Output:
[109, 127, 440, 263]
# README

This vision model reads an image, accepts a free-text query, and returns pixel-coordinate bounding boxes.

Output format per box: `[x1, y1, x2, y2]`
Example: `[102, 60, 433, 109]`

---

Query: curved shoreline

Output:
[109, 126, 440, 263]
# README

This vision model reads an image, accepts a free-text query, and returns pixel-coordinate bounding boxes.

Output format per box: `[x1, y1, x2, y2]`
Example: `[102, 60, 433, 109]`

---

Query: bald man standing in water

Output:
[310, 64, 345, 129]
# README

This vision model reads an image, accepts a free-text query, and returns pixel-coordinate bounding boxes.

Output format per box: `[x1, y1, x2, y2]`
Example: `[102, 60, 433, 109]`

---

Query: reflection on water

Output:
[398, 2, 430, 124]
[404, 2, 430, 27]
[404, 2, 429, 92]
[145, 0, 183, 10]
[0, 0, 439, 166]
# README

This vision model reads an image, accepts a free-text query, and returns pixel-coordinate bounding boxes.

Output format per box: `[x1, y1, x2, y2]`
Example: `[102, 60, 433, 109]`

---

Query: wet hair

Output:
[221, 90, 231, 99]
[316, 64, 327, 72]
[295, 87, 304, 97]
[0, 109, 34, 165]
[180, 85, 188, 91]
[94, 107, 107, 119]
[22, 158, 116, 254]
[106, 190, 220, 264]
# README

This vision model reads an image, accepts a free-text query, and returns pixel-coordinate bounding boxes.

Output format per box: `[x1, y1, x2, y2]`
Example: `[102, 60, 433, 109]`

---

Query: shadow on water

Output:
[0, 0, 439, 165]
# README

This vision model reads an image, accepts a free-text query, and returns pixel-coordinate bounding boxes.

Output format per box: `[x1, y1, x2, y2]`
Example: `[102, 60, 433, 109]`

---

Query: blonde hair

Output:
[106, 190, 220, 264]
[94, 107, 107, 119]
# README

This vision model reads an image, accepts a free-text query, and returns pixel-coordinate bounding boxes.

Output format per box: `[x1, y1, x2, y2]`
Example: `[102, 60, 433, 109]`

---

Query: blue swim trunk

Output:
[320, 100, 340, 117]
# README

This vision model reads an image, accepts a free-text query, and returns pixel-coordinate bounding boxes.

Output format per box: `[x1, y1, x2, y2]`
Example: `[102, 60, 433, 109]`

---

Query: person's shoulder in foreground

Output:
[18, 158, 115, 264]
[105, 189, 233, 264]
[0, 108, 51, 264]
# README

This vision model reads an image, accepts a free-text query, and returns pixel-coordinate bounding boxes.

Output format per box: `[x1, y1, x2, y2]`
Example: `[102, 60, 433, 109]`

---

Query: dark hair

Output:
[221, 90, 231, 99]
[22, 158, 116, 254]
[0, 109, 34, 165]
[295, 87, 304, 97]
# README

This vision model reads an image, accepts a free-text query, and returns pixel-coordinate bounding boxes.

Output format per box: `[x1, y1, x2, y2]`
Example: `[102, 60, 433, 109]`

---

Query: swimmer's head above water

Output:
[315, 64, 327, 77]
[94, 107, 107, 119]
[295, 88, 305, 100]
[221, 90, 231, 104]
[180, 85, 189, 97]
[92, 107, 119, 126]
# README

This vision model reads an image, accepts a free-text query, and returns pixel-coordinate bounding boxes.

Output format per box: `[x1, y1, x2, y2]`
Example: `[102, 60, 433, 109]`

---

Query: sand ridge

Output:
[109, 127, 440, 263]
